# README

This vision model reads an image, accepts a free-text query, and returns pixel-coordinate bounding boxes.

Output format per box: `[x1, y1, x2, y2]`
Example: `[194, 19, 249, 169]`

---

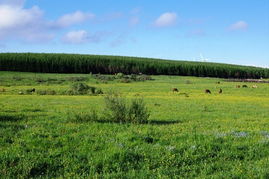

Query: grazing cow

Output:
[252, 85, 258, 88]
[236, 85, 241, 88]
[205, 89, 211, 94]
[219, 88, 222, 94]
[242, 85, 248, 88]
[0, 88, 5, 92]
[172, 88, 179, 92]
[216, 81, 220, 84]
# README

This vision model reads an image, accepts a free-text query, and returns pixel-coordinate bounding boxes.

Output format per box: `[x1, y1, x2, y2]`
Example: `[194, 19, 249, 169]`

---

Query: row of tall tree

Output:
[0, 53, 268, 78]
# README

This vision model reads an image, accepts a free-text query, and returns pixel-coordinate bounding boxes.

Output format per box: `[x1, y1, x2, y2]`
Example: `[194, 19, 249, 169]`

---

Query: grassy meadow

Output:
[0, 71, 269, 178]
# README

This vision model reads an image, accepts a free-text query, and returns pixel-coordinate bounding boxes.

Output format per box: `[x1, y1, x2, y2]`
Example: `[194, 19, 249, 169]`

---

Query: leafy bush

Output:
[96, 89, 104, 94]
[115, 73, 124, 79]
[104, 92, 150, 123]
[69, 83, 95, 95]
[128, 98, 150, 123]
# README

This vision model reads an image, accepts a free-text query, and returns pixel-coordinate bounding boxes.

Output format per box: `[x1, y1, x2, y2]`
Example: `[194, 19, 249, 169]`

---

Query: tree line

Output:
[0, 53, 268, 78]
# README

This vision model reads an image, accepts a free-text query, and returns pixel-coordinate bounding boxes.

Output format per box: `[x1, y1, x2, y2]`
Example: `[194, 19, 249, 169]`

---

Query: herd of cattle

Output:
[0, 81, 261, 96]
[172, 82, 259, 95]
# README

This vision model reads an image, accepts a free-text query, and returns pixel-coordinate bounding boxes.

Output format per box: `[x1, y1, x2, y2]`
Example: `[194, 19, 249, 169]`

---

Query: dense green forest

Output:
[0, 53, 268, 78]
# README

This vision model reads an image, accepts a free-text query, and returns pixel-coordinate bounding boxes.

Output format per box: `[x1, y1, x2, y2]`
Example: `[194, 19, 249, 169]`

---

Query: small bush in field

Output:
[104, 92, 150, 123]
[69, 83, 92, 94]
[70, 83, 90, 94]
[115, 73, 124, 79]
[66, 82, 100, 95]
[128, 98, 150, 123]
[89, 87, 96, 94]
[96, 89, 104, 94]
[104, 93, 127, 122]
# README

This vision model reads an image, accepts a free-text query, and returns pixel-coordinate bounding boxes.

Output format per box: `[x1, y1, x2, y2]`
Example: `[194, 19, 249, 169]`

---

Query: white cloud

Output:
[62, 30, 109, 44]
[62, 30, 88, 44]
[229, 21, 248, 31]
[0, 5, 43, 30]
[153, 12, 177, 27]
[0, 0, 25, 7]
[56, 11, 95, 28]
[129, 17, 139, 26]
[0, 1, 95, 42]
[0, 3, 54, 42]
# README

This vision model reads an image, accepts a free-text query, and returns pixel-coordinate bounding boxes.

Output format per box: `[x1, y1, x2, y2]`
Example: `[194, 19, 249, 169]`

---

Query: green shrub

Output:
[104, 92, 150, 123]
[128, 98, 150, 123]
[96, 89, 104, 94]
[89, 86, 96, 94]
[69, 83, 91, 95]
[115, 73, 124, 79]
[66, 83, 99, 95]
[104, 93, 127, 122]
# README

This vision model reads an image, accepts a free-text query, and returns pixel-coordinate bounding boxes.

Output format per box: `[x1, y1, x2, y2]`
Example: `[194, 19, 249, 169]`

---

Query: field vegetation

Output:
[0, 71, 268, 178]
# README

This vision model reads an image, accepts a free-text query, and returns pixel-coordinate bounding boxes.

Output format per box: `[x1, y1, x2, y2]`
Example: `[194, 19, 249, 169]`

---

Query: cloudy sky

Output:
[0, 0, 268, 67]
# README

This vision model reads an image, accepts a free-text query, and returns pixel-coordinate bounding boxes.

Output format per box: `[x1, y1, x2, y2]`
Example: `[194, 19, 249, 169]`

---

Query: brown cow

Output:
[236, 85, 241, 88]
[172, 88, 179, 92]
[219, 88, 222, 94]
[205, 89, 211, 94]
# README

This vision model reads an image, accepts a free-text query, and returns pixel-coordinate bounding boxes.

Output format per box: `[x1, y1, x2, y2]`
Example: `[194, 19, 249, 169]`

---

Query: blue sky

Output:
[0, 0, 268, 67]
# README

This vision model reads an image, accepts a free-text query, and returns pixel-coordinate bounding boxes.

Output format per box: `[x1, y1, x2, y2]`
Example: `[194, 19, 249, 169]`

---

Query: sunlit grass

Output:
[0, 71, 268, 178]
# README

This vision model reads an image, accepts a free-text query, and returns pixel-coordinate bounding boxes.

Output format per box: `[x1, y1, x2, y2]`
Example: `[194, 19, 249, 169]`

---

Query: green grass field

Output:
[0, 71, 269, 178]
